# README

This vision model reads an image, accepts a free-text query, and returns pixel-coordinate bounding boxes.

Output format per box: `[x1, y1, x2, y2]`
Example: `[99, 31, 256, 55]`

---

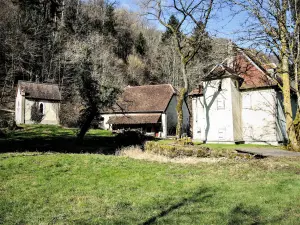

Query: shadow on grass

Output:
[140, 188, 213, 225]
[228, 203, 261, 225]
[228, 203, 286, 225]
[0, 129, 155, 154]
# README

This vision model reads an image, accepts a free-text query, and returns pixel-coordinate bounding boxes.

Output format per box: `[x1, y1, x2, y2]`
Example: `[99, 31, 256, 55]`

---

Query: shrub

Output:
[115, 130, 154, 147]
[31, 102, 44, 123]
[145, 141, 210, 158]
[176, 137, 193, 146]
[0, 129, 6, 138]
[145, 141, 254, 159]
[59, 102, 80, 128]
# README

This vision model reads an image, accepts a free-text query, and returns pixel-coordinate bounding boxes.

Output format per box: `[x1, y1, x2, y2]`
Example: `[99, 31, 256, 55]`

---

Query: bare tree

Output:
[142, 0, 214, 138]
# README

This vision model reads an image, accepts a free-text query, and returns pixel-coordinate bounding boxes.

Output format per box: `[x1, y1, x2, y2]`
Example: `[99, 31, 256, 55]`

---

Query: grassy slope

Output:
[1, 154, 300, 224]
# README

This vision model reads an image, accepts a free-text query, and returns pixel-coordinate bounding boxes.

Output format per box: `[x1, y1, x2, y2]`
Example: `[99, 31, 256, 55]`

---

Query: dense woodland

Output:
[0, 0, 229, 126]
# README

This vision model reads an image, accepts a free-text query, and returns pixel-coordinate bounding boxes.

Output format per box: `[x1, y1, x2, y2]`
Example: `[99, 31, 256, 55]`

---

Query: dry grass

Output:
[117, 146, 226, 164]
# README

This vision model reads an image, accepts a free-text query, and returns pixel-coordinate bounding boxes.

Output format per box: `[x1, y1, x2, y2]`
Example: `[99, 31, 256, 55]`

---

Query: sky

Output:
[117, 0, 248, 42]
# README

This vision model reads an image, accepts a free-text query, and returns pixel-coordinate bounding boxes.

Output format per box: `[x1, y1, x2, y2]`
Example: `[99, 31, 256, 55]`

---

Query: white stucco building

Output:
[101, 84, 190, 138]
[190, 50, 297, 145]
[15, 81, 61, 125]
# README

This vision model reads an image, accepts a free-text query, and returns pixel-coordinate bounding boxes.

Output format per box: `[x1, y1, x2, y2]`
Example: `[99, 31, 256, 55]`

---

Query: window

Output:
[218, 128, 226, 140]
[243, 94, 252, 109]
[39, 103, 44, 114]
[217, 98, 225, 110]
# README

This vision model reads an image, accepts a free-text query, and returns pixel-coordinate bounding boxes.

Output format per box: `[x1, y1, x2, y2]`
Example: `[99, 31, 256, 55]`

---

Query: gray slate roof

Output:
[18, 81, 61, 101]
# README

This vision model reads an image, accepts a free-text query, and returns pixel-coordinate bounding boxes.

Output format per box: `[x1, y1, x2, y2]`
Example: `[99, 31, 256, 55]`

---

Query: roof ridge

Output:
[126, 83, 172, 88]
[18, 80, 59, 86]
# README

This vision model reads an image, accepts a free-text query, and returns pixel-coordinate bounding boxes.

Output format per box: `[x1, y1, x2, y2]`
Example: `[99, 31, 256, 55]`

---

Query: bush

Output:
[0, 129, 6, 138]
[145, 141, 210, 158]
[176, 137, 193, 146]
[145, 141, 254, 159]
[59, 102, 80, 128]
[115, 130, 153, 147]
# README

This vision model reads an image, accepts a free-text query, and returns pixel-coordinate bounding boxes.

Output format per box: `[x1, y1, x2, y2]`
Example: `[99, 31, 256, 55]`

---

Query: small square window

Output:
[218, 128, 226, 140]
[243, 94, 252, 109]
[217, 98, 225, 110]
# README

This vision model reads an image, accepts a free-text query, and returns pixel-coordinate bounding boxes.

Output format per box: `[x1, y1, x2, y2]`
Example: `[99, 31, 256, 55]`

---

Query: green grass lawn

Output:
[157, 139, 284, 150]
[1, 153, 300, 224]
[4, 125, 114, 140]
[0, 125, 118, 153]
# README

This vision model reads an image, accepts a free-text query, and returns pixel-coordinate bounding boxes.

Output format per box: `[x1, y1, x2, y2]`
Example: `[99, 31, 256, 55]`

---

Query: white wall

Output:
[15, 87, 23, 124]
[24, 99, 60, 125]
[201, 78, 235, 142]
[192, 96, 204, 140]
[242, 89, 278, 144]
[101, 113, 113, 130]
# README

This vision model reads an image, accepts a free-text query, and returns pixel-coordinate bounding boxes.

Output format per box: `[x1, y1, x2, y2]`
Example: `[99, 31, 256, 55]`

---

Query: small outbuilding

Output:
[101, 84, 190, 138]
[15, 81, 61, 125]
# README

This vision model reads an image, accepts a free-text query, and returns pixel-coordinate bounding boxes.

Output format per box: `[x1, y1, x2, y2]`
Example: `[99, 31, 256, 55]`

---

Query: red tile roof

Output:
[107, 84, 176, 113]
[107, 113, 161, 125]
[234, 52, 278, 89]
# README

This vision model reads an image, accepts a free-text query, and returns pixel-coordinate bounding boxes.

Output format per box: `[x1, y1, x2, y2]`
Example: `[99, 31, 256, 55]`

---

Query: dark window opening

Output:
[39, 103, 44, 114]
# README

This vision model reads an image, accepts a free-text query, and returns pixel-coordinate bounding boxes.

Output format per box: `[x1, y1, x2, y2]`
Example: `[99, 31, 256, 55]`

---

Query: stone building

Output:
[15, 81, 61, 125]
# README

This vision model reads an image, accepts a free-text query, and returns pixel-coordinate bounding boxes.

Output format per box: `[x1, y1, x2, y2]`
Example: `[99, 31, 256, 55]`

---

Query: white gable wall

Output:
[24, 99, 60, 125]
[241, 89, 278, 144]
[202, 78, 235, 142]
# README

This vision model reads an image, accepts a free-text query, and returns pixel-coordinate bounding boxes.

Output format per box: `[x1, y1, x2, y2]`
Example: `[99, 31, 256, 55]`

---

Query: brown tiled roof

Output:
[108, 84, 176, 113]
[234, 53, 278, 89]
[107, 113, 161, 125]
[18, 81, 61, 101]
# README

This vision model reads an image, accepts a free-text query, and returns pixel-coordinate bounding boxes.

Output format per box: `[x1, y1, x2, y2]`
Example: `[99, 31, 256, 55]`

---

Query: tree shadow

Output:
[202, 80, 222, 142]
[228, 203, 261, 225]
[140, 187, 212, 225]
[228, 203, 285, 225]
[0, 129, 154, 154]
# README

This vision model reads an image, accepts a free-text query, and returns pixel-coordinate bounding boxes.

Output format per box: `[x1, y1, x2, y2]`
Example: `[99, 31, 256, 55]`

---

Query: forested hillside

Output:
[0, 0, 230, 126]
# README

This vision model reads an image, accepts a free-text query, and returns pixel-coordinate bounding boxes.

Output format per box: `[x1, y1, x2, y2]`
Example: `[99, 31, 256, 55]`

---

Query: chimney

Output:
[227, 40, 235, 68]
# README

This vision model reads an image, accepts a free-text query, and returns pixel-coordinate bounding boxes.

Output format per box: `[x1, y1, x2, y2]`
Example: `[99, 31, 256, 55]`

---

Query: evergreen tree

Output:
[135, 32, 147, 56]
[161, 15, 180, 42]
[103, 4, 116, 36]
[115, 29, 134, 62]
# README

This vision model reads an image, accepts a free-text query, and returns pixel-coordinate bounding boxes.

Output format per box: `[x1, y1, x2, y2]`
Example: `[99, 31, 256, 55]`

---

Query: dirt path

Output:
[236, 148, 300, 157]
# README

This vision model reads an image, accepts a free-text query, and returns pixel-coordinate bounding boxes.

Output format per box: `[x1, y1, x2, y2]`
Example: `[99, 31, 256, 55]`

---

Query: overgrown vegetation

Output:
[145, 141, 253, 159]
[1, 153, 300, 224]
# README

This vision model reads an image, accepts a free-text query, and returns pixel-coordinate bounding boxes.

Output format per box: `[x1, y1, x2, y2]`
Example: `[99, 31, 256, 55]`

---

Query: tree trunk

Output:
[279, 1, 300, 151]
[76, 108, 96, 143]
[176, 62, 188, 138]
[281, 41, 300, 151]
